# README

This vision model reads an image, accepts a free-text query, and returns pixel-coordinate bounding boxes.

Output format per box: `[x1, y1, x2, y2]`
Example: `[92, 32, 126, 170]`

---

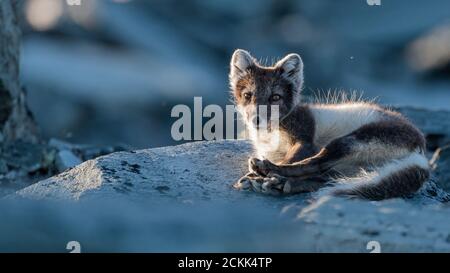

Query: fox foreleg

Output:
[234, 172, 325, 195]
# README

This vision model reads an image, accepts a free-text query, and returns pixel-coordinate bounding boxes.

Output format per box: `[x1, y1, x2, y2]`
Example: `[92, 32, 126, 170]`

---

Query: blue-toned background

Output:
[21, 0, 450, 148]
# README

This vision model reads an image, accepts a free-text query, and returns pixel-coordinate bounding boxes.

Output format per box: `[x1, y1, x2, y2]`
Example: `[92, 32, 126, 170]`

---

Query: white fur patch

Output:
[248, 125, 292, 163]
[238, 103, 292, 163]
[309, 103, 382, 147]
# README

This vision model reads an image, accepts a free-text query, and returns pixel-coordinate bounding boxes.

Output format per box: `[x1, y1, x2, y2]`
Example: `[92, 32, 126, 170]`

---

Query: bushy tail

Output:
[317, 151, 430, 201]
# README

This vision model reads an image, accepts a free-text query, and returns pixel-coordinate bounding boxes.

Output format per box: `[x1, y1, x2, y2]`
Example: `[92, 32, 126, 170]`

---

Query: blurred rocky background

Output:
[19, 0, 450, 149]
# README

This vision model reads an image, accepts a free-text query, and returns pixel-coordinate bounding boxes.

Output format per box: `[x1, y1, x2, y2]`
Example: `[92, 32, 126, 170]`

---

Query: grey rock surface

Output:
[430, 145, 450, 192]
[14, 140, 253, 202]
[55, 150, 82, 172]
[4, 107, 450, 252]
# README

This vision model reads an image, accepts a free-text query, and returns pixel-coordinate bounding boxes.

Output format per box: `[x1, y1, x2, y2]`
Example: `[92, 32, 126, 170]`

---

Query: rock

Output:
[0, 138, 127, 198]
[11, 138, 447, 202]
[48, 138, 75, 151]
[5, 107, 450, 252]
[430, 144, 450, 192]
[55, 150, 82, 172]
[0, 159, 7, 174]
[291, 196, 450, 252]
[6, 138, 450, 252]
[3, 195, 450, 252]
[14, 140, 253, 202]
[49, 137, 128, 162]
[0, 141, 55, 197]
[11, 138, 449, 204]
[1, 141, 49, 173]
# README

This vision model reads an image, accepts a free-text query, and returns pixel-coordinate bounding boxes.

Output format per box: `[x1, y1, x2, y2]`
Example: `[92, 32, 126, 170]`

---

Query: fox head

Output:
[229, 49, 304, 131]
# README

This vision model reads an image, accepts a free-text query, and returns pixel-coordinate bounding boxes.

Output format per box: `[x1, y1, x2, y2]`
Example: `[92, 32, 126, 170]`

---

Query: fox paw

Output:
[233, 174, 290, 196]
[248, 157, 278, 176]
[233, 175, 253, 190]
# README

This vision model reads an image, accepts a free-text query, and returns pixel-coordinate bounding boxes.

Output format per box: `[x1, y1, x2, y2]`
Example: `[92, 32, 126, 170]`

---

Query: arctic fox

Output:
[230, 49, 429, 200]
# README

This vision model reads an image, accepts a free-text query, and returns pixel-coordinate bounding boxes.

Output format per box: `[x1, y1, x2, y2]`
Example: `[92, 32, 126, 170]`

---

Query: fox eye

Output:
[243, 93, 252, 100]
[271, 94, 281, 101]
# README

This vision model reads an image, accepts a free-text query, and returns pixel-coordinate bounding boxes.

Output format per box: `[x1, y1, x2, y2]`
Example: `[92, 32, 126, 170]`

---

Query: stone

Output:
[5, 139, 450, 252]
[1, 141, 48, 173]
[14, 140, 253, 202]
[430, 145, 450, 192]
[4, 106, 450, 252]
[0, 159, 7, 174]
[55, 150, 83, 172]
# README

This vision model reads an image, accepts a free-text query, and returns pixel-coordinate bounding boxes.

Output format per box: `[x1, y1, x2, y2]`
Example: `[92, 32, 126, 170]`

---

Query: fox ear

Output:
[229, 49, 255, 87]
[276, 53, 304, 90]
